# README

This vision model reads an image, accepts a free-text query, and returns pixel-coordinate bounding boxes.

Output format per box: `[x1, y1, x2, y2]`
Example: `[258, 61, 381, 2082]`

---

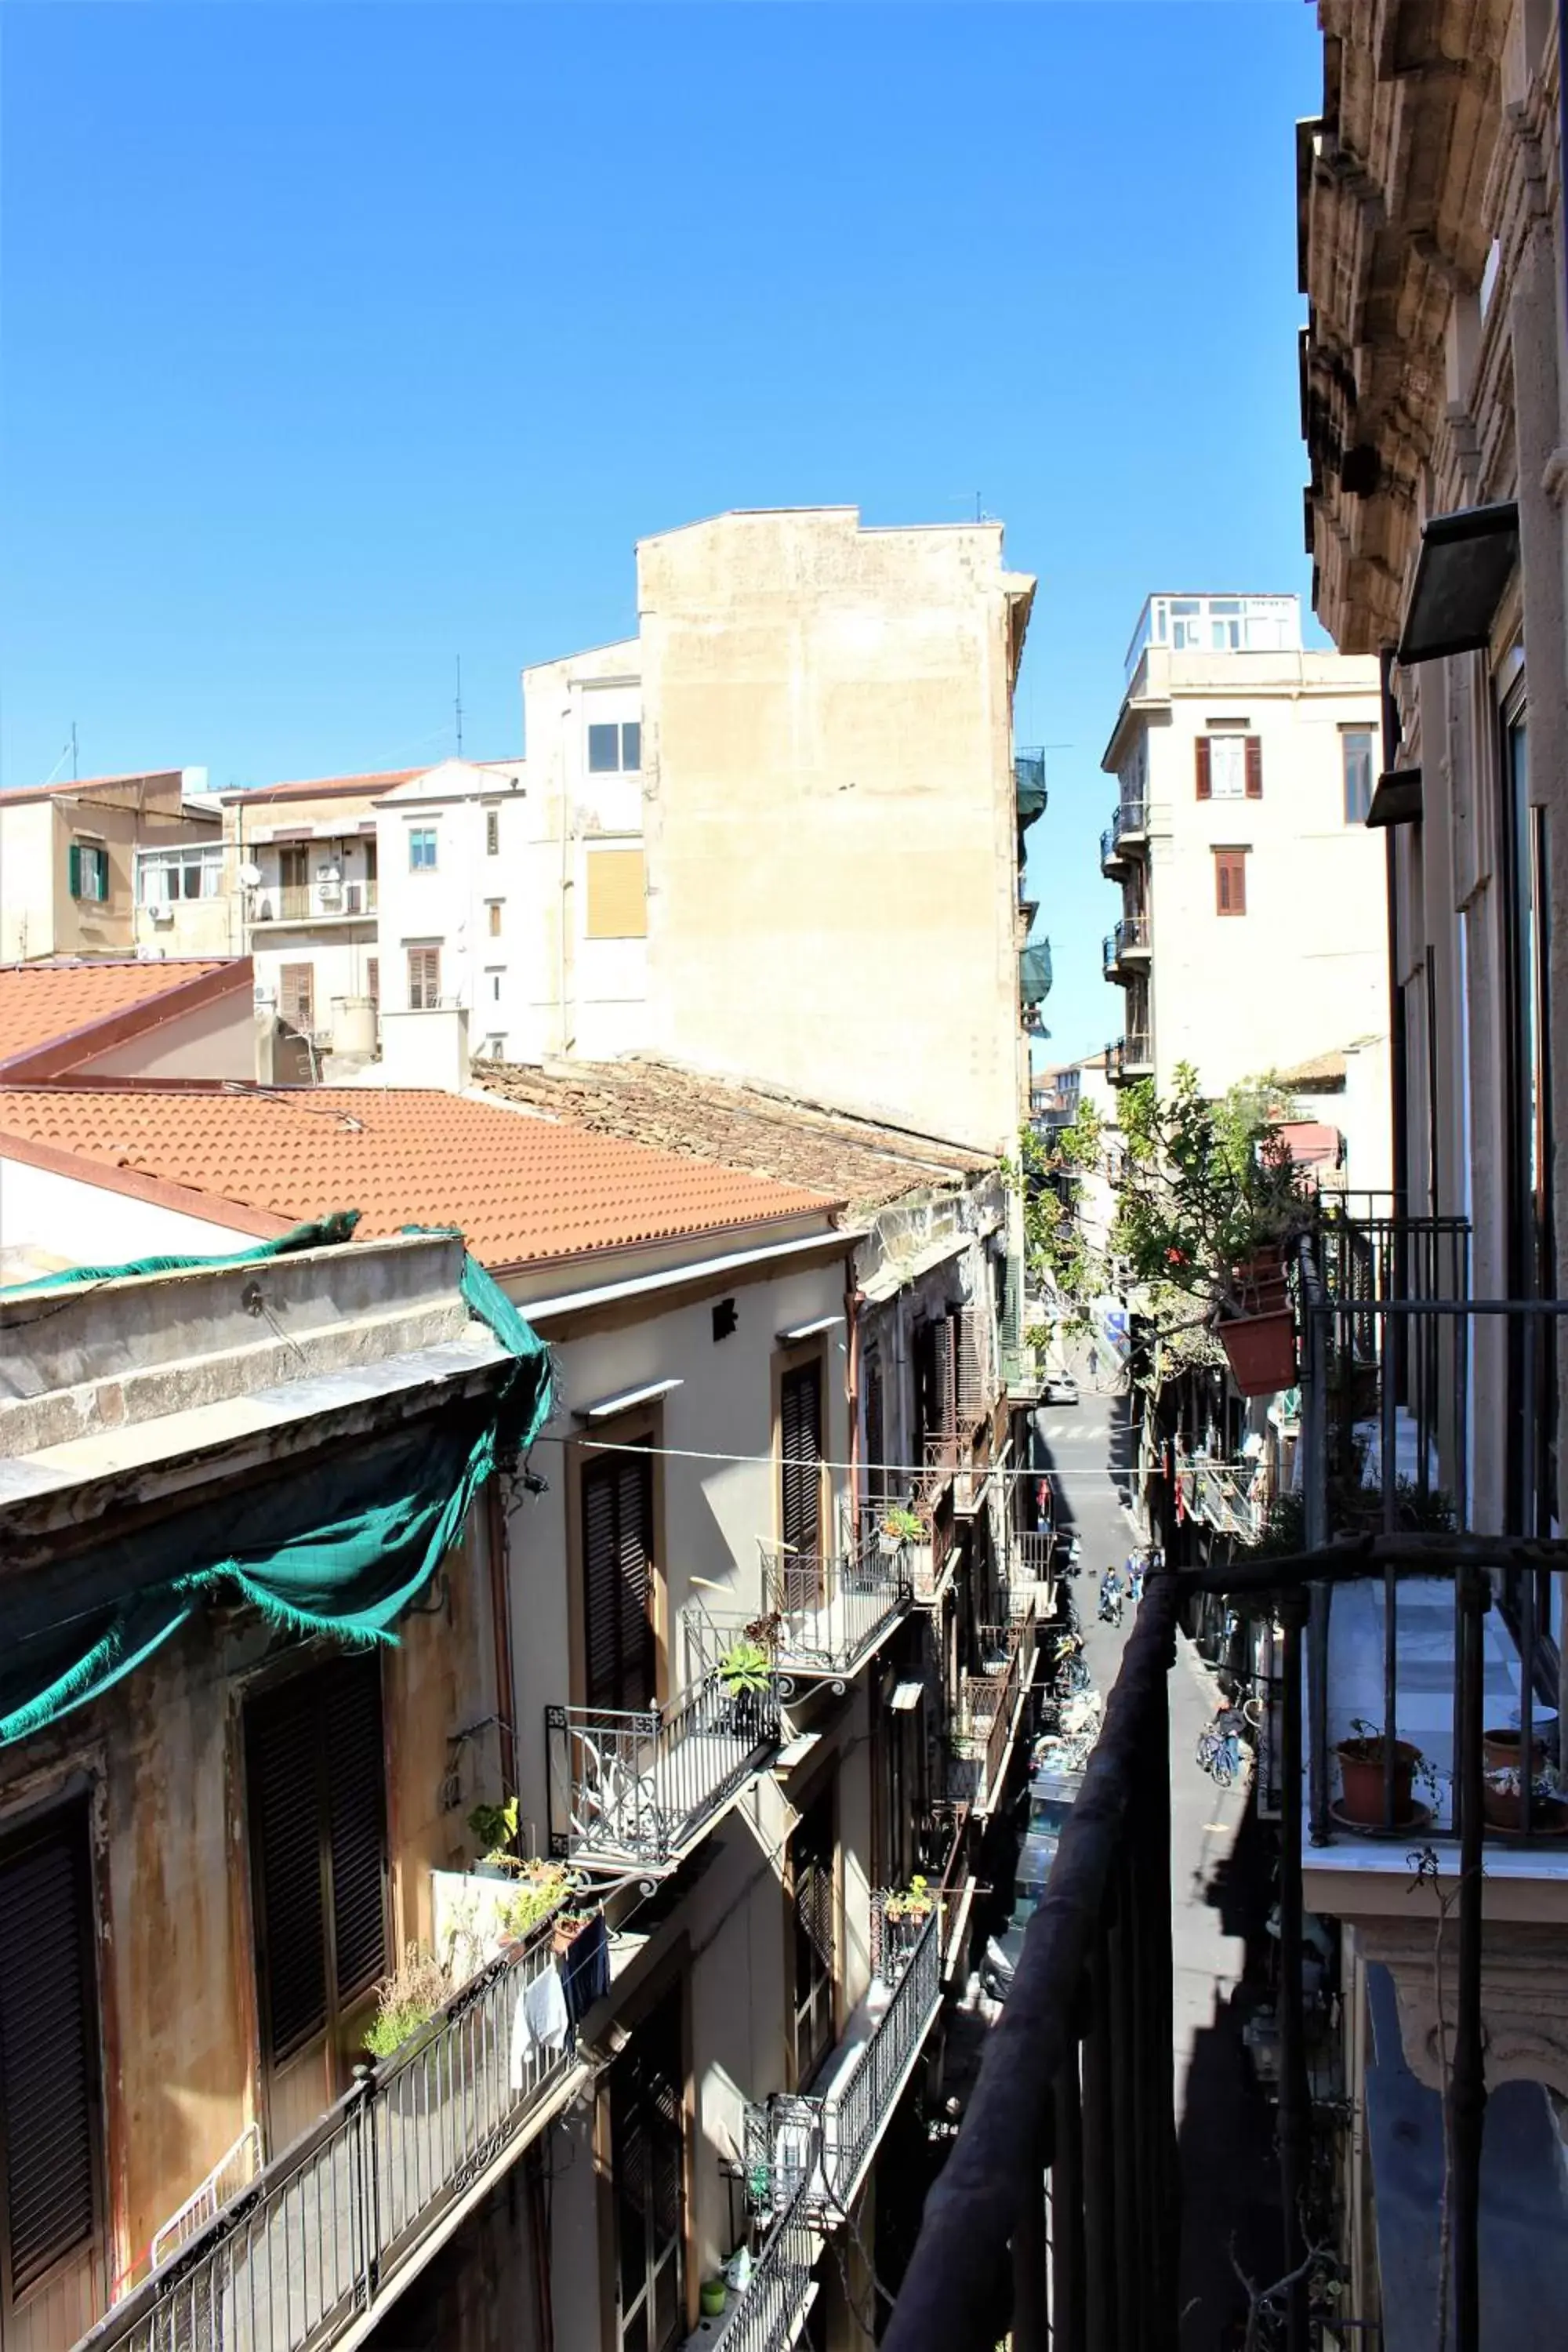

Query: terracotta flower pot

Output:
[1218, 1310, 1296, 1398]
[1336, 1736, 1418, 1826]
[1482, 1726, 1546, 1775]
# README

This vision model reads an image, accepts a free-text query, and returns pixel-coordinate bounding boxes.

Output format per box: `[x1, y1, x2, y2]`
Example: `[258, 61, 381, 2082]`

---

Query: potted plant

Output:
[497, 1860, 575, 1949]
[552, 1908, 593, 1958]
[1482, 1718, 1550, 1775]
[880, 1504, 924, 1551]
[717, 1638, 773, 1743]
[361, 1943, 450, 2062]
[1334, 1720, 1423, 1827]
[467, 1796, 520, 1873]
[880, 1876, 935, 1976]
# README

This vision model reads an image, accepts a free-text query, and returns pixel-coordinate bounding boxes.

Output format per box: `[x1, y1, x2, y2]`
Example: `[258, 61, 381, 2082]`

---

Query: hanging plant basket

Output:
[1218, 1308, 1296, 1397]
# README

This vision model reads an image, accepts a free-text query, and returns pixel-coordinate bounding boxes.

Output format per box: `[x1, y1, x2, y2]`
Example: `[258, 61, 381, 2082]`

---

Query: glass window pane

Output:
[621, 722, 641, 772]
[588, 723, 620, 773]
[1342, 730, 1374, 823]
[1209, 736, 1247, 797]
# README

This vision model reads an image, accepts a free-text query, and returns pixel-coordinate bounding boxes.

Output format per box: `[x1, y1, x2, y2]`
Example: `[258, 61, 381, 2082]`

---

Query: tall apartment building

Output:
[1099, 590, 1391, 1185]
[0, 771, 219, 964]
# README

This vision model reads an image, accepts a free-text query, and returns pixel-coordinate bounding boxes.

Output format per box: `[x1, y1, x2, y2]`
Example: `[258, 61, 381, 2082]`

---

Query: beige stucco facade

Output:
[223, 779, 387, 1055]
[1100, 612, 1391, 1189]
[634, 508, 1035, 1156]
[0, 775, 219, 964]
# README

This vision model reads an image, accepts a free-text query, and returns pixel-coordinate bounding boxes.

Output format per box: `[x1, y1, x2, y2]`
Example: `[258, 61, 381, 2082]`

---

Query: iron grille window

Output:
[611, 1989, 684, 2352]
[0, 1807, 102, 2310]
[246, 1653, 388, 2067]
[583, 1448, 657, 1715]
[791, 1786, 837, 2084]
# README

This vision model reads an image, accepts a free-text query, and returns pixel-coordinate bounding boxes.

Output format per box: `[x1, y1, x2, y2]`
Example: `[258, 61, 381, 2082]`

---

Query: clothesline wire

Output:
[529, 1432, 1138, 1480]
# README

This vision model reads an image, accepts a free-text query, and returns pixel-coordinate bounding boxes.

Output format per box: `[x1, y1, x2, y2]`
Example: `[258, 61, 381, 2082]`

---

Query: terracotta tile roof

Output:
[0, 960, 247, 1077]
[477, 1057, 995, 1211]
[0, 1085, 841, 1270]
[0, 770, 185, 804]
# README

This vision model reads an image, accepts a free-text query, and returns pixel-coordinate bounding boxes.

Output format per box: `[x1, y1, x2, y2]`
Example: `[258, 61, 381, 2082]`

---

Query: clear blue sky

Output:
[1, 0, 1323, 1062]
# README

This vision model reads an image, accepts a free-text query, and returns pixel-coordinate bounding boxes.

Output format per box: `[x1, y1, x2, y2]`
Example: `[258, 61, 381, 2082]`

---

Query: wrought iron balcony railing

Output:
[1174, 1454, 1268, 1544]
[254, 880, 378, 923]
[76, 1907, 577, 2352]
[709, 2176, 818, 2352]
[1103, 913, 1151, 976]
[1099, 798, 1148, 873]
[758, 1535, 910, 1684]
[546, 1645, 780, 1867]
[948, 1605, 1036, 1817]
[1105, 1033, 1152, 1084]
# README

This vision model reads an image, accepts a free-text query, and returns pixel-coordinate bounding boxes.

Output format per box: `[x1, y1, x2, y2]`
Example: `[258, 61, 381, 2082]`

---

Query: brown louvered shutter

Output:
[0, 1810, 100, 2303]
[583, 1450, 655, 1713]
[1195, 737, 1212, 799]
[863, 1348, 885, 1504]
[326, 1654, 389, 2005]
[953, 1307, 985, 1425]
[1245, 735, 1263, 798]
[931, 1316, 956, 1438]
[780, 1363, 823, 1563]
[247, 1655, 387, 2068]
[248, 1677, 328, 2063]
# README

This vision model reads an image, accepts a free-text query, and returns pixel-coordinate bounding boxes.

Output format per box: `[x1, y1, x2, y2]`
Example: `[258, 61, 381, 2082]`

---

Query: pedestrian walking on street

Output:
[1129, 1555, 1145, 1605]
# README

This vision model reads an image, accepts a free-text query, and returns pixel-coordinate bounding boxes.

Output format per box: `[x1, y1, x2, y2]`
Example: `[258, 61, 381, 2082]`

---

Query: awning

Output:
[1019, 940, 1054, 1006]
[1396, 502, 1519, 664]
[1367, 768, 1423, 829]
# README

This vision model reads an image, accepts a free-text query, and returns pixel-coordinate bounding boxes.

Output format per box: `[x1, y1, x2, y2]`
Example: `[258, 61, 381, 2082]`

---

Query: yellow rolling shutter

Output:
[585, 848, 647, 939]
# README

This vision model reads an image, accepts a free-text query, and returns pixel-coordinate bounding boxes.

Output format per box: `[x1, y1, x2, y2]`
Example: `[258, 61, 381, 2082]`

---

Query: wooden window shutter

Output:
[583, 1450, 655, 1714]
[1245, 736, 1263, 799]
[780, 1362, 823, 1560]
[863, 1348, 885, 1504]
[931, 1316, 956, 1437]
[953, 1307, 985, 1425]
[67, 842, 82, 898]
[325, 1654, 389, 2006]
[247, 1678, 329, 2063]
[586, 849, 648, 941]
[1215, 851, 1248, 917]
[1195, 737, 1212, 800]
[281, 964, 314, 1031]
[0, 1811, 100, 2300]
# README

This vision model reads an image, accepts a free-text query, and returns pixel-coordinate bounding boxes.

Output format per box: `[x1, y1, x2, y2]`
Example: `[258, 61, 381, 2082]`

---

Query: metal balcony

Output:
[252, 880, 378, 924]
[946, 1605, 1037, 1818]
[546, 1640, 780, 1868]
[1174, 1454, 1269, 1544]
[759, 1534, 910, 1686]
[76, 1908, 579, 2352]
[1099, 797, 1148, 876]
[1105, 1033, 1153, 1086]
[1104, 913, 1151, 978]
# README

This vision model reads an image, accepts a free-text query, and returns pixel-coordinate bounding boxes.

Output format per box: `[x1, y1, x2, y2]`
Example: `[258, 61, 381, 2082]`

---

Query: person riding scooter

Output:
[1098, 1566, 1124, 1627]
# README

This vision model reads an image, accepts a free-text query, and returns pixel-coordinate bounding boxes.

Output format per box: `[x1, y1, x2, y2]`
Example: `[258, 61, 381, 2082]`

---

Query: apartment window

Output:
[1214, 848, 1249, 916]
[407, 946, 441, 1009]
[1209, 598, 1243, 652]
[487, 901, 503, 938]
[486, 968, 503, 1003]
[583, 1446, 657, 1714]
[138, 844, 223, 903]
[1195, 733, 1261, 800]
[586, 848, 648, 940]
[587, 720, 642, 775]
[0, 1805, 103, 2311]
[279, 964, 315, 1031]
[779, 1360, 824, 1604]
[610, 1987, 685, 2352]
[485, 808, 500, 856]
[408, 826, 437, 872]
[1169, 597, 1203, 651]
[790, 1784, 837, 2084]
[365, 957, 379, 1010]
[1342, 728, 1375, 824]
[67, 842, 110, 902]
[245, 1654, 387, 2071]
[279, 844, 310, 893]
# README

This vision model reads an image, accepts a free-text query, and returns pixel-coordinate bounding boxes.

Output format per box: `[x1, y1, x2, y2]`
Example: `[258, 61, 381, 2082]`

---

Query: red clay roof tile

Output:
[0, 1084, 840, 1269]
[0, 961, 241, 1071]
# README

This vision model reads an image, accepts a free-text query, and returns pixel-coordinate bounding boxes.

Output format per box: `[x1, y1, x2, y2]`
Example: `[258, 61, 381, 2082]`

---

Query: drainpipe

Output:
[1379, 647, 1409, 1223]
[485, 1477, 519, 1807]
[844, 1254, 863, 1533]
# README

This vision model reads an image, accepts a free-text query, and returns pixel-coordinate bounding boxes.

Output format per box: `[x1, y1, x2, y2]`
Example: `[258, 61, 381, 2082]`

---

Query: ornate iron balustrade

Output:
[1011, 1529, 1054, 1593]
[546, 1653, 780, 1867]
[949, 1606, 1036, 1816]
[710, 2176, 819, 2352]
[75, 1911, 577, 2352]
[1175, 1454, 1267, 1543]
[758, 1536, 910, 1684]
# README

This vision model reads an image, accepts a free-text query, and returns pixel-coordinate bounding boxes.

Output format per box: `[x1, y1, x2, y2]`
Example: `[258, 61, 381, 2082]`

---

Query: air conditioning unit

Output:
[147, 903, 176, 927]
[254, 895, 274, 921]
[318, 880, 342, 906]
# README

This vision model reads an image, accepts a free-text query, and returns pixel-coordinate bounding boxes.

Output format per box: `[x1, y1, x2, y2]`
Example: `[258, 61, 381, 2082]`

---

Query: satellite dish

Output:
[239, 862, 263, 887]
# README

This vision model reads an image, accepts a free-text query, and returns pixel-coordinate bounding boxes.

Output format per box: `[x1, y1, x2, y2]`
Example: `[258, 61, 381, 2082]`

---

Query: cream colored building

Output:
[223, 771, 403, 1058]
[1099, 592, 1391, 1189]
[0, 771, 219, 964]
[637, 508, 1036, 1156]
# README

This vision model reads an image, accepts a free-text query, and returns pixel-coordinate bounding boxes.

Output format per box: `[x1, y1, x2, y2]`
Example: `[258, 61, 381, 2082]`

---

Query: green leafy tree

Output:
[1009, 1104, 1105, 1334]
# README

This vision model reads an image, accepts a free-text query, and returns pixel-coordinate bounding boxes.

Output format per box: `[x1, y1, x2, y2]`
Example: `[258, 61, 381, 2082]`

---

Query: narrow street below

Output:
[1033, 1377, 1285, 2346]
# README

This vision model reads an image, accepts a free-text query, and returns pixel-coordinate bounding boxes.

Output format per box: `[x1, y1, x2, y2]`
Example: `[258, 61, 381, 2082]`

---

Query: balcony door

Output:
[789, 1783, 837, 2086]
[610, 1987, 686, 2352]
[779, 1359, 825, 1608]
[583, 1446, 658, 1715]
[245, 1651, 388, 2150]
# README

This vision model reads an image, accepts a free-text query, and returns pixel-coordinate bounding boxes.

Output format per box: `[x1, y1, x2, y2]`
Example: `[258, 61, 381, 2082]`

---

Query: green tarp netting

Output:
[1014, 757, 1048, 829]
[1019, 939, 1054, 1006]
[0, 1215, 554, 1745]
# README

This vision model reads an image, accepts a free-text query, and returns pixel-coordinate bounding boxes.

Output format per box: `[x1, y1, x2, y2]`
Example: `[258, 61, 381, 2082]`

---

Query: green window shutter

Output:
[67, 843, 82, 898]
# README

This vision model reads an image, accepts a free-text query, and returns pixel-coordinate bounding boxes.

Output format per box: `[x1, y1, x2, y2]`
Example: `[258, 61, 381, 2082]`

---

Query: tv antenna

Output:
[455, 658, 464, 757]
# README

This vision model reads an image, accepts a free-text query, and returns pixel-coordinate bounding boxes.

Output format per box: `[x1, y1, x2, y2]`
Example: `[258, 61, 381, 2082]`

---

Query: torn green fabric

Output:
[0, 1217, 554, 1745]
[0, 1211, 365, 1300]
